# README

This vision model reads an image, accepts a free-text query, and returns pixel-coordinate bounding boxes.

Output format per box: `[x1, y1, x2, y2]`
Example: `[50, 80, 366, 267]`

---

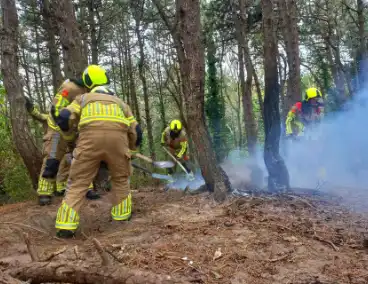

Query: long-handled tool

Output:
[162, 146, 194, 181]
[134, 153, 175, 169]
[132, 161, 174, 181]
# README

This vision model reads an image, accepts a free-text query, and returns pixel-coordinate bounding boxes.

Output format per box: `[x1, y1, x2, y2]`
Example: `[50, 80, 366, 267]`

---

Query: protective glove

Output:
[25, 97, 34, 112]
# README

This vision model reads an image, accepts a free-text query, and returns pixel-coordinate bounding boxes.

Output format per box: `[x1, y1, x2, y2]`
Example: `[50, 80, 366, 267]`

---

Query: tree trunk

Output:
[279, 0, 301, 112]
[1, 0, 42, 188]
[9, 261, 190, 284]
[176, 0, 232, 201]
[357, 0, 366, 87]
[52, 0, 87, 77]
[252, 63, 264, 123]
[41, 0, 63, 94]
[133, 0, 155, 158]
[261, 0, 290, 192]
[33, 12, 46, 111]
[234, 0, 257, 156]
[88, 0, 98, 64]
[124, 18, 141, 122]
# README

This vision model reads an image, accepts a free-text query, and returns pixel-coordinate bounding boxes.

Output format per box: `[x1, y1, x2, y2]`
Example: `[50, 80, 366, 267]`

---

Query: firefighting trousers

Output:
[37, 128, 68, 196]
[55, 130, 132, 232]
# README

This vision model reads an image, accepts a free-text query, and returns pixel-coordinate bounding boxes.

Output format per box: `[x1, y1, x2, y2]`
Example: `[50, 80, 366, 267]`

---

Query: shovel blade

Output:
[152, 161, 175, 168]
[152, 173, 174, 181]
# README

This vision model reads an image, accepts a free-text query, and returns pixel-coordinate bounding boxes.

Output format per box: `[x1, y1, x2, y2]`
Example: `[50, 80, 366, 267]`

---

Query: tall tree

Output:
[279, 0, 302, 116]
[41, 0, 63, 93]
[1, 0, 42, 188]
[132, 0, 155, 158]
[261, 0, 289, 192]
[52, 0, 87, 77]
[205, 31, 229, 163]
[153, 0, 232, 202]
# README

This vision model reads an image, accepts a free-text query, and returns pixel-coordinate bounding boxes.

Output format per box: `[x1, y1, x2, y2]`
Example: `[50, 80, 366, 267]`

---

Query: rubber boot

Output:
[56, 230, 75, 239]
[86, 189, 100, 200]
[39, 195, 52, 206]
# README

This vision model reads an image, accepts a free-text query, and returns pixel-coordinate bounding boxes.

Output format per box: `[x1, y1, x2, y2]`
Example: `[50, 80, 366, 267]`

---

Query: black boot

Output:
[54, 190, 65, 197]
[56, 230, 75, 239]
[39, 195, 52, 206]
[86, 190, 100, 200]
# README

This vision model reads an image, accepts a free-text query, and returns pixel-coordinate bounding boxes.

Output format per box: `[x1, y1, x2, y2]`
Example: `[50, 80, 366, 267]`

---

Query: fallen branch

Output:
[267, 253, 291, 262]
[105, 248, 123, 263]
[22, 233, 38, 261]
[0, 270, 23, 284]
[286, 195, 317, 209]
[9, 261, 191, 284]
[41, 246, 67, 262]
[0, 222, 48, 235]
[74, 245, 80, 260]
[92, 238, 112, 266]
[313, 234, 339, 251]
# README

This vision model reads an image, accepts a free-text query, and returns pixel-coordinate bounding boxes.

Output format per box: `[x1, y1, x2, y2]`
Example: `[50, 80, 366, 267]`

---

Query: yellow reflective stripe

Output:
[127, 116, 136, 123]
[56, 181, 67, 192]
[61, 133, 76, 142]
[54, 94, 70, 117]
[161, 131, 166, 144]
[79, 102, 131, 127]
[37, 177, 55, 195]
[69, 102, 81, 114]
[178, 141, 187, 157]
[55, 202, 80, 230]
[111, 193, 132, 221]
[47, 116, 60, 131]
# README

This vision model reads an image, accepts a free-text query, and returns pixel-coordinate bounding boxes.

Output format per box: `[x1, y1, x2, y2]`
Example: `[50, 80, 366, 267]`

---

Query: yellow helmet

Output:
[305, 87, 322, 101]
[82, 65, 110, 89]
[170, 119, 182, 132]
[90, 86, 115, 95]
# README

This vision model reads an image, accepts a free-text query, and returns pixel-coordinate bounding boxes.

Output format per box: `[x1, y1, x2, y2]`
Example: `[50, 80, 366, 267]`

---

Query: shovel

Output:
[133, 152, 175, 169]
[131, 161, 174, 182]
[162, 146, 195, 181]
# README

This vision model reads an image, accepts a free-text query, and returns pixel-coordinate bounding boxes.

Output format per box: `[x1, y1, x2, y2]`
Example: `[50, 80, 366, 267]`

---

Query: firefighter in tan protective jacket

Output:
[36, 65, 109, 206]
[53, 86, 142, 238]
[25, 97, 97, 199]
[161, 119, 192, 174]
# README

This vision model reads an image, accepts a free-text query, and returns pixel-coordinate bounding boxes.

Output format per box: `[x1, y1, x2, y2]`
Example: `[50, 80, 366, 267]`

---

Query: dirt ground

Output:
[0, 187, 368, 284]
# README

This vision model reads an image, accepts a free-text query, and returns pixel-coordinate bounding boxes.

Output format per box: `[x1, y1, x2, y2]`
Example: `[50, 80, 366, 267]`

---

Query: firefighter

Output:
[25, 97, 97, 199]
[161, 119, 192, 175]
[53, 86, 142, 238]
[35, 65, 109, 205]
[285, 87, 324, 139]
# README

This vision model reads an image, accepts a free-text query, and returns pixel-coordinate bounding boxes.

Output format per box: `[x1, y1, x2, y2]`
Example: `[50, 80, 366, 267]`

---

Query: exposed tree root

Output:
[0, 270, 24, 284]
[9, 261, 191, 284]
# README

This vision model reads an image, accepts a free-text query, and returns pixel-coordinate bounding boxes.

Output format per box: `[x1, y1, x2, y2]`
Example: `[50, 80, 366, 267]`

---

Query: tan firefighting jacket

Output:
[47, 79, 87, 139]
[63, 93, 138, 151]
[161, 126, 188, 158]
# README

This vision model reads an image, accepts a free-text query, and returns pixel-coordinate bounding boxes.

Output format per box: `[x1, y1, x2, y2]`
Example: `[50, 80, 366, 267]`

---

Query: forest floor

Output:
[0, 186, 368, 284]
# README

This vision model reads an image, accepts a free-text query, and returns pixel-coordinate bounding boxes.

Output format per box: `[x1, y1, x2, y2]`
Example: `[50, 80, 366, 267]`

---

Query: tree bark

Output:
[88, 0, 98, 64]
[178, 0, 232, 201]
[233, 0, 258, 156]
[133, 0, 155, 158]
[9, 261, 190, 284]
[357, 0, 366, 87]
[41, 0, 63, 94]
[1, 0, 42, 188]
[261, 0, 290, 192]
[52, 0, 87, 77]
[279, 0, 301, 113]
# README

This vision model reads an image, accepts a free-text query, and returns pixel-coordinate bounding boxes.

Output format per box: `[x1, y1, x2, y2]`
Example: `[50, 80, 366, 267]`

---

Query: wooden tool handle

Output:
[134, 153, 153, 164]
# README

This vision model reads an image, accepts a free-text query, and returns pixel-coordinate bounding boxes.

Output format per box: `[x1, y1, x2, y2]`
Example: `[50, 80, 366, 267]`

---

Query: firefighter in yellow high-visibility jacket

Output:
[285, 87, 324, 139]
[161, 119, 192, 175]
[53, 86, 142, 238]
[36, 65, 109, 206]
[25, 97, 96, 199]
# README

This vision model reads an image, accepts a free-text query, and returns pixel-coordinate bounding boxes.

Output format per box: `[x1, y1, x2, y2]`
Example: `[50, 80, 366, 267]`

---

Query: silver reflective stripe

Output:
[50, 132, 60, 158]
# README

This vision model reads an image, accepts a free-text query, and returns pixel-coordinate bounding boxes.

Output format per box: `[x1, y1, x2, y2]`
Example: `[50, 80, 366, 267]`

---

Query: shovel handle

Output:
[131, 162, 152, 174]
[162, 146, 189, 175]
[134, 153, 153, 164]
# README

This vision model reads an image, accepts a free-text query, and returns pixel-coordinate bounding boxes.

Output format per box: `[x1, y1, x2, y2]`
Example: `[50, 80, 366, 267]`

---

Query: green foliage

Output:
[0, 80, 33, 204]
[205, 32, 230, 162]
